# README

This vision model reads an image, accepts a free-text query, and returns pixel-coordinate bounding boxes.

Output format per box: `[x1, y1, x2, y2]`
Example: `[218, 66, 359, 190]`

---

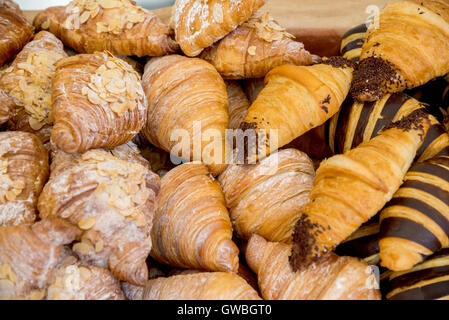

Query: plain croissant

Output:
[142, 272, 261, 300]
[51, 51, 147, 154]
[0, 31, 68, 146]
[173, 0, 265, 57]
[151, 163, 239, 273]
[141, 55, 229, 176]
[200, 12, 315, 79]
[33, 0, 178, 57]
[0, 131, 49, 227]
[219, 148, 315, 243]
[290, 110, 431, 269]
[246, 234, 381, 300]
[38, 147, 160, 286]
[0, 218, 80, 300]
[0, 0, 34, 67]
[351, 0, 449, 101]
[240, 57, 354, 162]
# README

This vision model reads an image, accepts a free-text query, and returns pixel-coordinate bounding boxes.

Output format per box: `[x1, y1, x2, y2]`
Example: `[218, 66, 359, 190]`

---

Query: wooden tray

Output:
[24, 0, 393, 57]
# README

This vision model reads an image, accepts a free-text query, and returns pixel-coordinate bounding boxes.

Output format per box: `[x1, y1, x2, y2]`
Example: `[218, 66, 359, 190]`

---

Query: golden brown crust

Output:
[151, 163, 239, 273]
[38, 148, 160, 286]
[219, 148, 315, 243]
[51, 51, 147, 154]
[0, 31, 68, 146]
[225, 80, 249, 130]
[33, 0, 178, 57]
[201, 12, 315, 79]
[173, 0, 265, 57]
[142, 272, 261, 300]
[246, 234, 381, 300]
[0, 89, 18, 125]
[0, 218, 80, 300]
[0, 131, 49, 227]
[0, 0, 34, 67]
[141, 54, 229, 176]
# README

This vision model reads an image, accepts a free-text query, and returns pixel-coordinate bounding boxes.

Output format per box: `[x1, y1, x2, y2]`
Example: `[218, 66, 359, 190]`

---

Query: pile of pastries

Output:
[0, 0, 448, 300]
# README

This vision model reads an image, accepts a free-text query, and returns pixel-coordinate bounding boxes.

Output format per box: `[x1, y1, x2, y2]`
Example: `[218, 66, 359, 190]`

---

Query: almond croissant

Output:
[290, 110, 431, 269]
[0, 31, 68, 146]
[142, 55, 229, 176]
[200, 12, 315, 79]
[33, 0, 178, 57]
[219, 148, 315, 243]
[0, 131, 49, 227]
[240, 57, 354, 163]
[51, 51, 147, 154]
[0, 0, 34, 67]
[351, 0, 449, 102]
[0, 218, 80, 300]
[142, 272, 261, 300]
[151, 163, 239, 273]
[38, 148, 160, 286]
[246, 234, 381, 300]
[173, 0, 265, 57]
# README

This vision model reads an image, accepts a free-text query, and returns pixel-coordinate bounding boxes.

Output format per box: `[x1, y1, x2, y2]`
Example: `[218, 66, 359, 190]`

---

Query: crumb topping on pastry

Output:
[81, 52, 145, 117]
[243, 12, 294, 42]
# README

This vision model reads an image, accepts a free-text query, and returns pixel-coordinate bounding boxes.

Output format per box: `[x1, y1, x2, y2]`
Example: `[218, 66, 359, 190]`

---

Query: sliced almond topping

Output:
[95, 240, 104, 252]
[29, 117, 44, 130]
[29, 290, 46, 300]
[79, 266, 91, 281]
[247, 46, 257, 56]
[73, 242, 90, 255]
[78, 217, 96, 230]
[41, 19, 50, 29]
[5, 190, 16, 202]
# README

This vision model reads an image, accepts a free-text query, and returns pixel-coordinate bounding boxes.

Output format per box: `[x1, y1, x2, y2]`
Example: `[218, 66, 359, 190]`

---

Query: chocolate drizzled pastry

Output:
[350, 57, 408, 102]
[383, 108, 429, 136]
[319, 56, 355, 69]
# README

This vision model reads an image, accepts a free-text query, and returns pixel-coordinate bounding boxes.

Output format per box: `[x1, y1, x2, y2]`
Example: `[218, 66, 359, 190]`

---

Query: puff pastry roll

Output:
[0, 0, 34, 67]
[33, 0, 178, 57]
[0, 218, 80, 300]
[142, 55, 229, 176]
[351, 0, 449, 101]
[51, 51, 147, 154]
[246, 234, 381, 300]
[290, 111, 431, 269]
[219, 148, 314, 243]
[0, 131, 49, 227]
[142, 272, 261, 300]
[326, 93, 449, 162]
[38, 148, 160, 286]
[0, 31, 68, 145]
[151, 163, 239, 272]
[200, 12, 315, 79]
[379, 156, 449, 271]
[340, 24, 366, 62]
[385, 248, 449, 300]
[173, 0, 265, 57]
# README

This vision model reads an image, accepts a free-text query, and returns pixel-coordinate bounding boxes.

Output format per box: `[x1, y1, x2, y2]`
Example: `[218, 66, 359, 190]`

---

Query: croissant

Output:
[141, 55, 229, 176]
[38, 148, 160, 286]
[142, 272, 261, 300]
[173, 0, 265, 57]
[0, 0, 34, 67]
[47, 260, 124, 300]
[0, 31, 68, 145]
[219, 148, 314, 243]
[350, 0, 449, 102]
[51, 51, 147, 154]
[151, 163, 239, 272]
[200, 12, 315, 79]
[240, 57, 354, 162]
[385, 248, 449, 300]
[0, 131, 49, 227]
[0, 218, 80, 300]
[378, 155, 449, 271]
[340, 24, 366, 62]
[290, 110, 431, 269]
[33, 0, 178, 57]
[225, 81, 249, 130]
[326, 93, 449, 162]
[246, 234, 381, 300]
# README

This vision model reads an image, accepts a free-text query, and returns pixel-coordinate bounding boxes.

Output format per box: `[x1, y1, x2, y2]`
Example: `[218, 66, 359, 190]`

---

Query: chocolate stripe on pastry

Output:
[390, 265, 449, 291]
[388, 280, 449, 300]
[388, 197, 449, 238]
[333, 99, 353, 154]
[428, 156, 449, 168]
[379, 217, 442, 252]
[429, 248, 449, 260]
[408, 163, 449, 185]
[417, 124, 449, 158]
[341, 24, 368, 39]
[335, 232, 379, 259]
[341, 38, 364, 56]
[351, 101, 375, 149]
